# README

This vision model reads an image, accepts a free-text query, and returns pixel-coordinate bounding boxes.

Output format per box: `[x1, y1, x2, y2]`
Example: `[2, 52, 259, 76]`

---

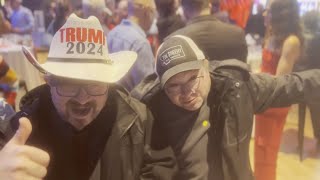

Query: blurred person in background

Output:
[245, 3, 265, 38]
[73, 3, 84, 18]
[0, 2, 11, 34]
[82, 0, 113, 35]
[107, 0, 156, 92]
[254, 0, 303, 180]
[47, 1, 70, 36]
[10, 0, 34, 34]
[113, 0, 128, 25]
[155, 0, 185, 44]
[68, 0, 82, 12]
[170, 0, 247, 62]
[294, 10, 320, 153]
[211, 0, 230, 23]
[105, 0, 115, 11]
[44, 1, 57, 30]
[21, 0, 44, 12]
[2, 0, 12, 19]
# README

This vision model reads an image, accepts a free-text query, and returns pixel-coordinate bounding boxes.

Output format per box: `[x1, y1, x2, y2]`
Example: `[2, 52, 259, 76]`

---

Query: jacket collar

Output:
[188, 15, 218, 25]
[121, 19, 147, 38]
[111, 90, 140, 138]
[131, 73, 161, 103]
[210, 59, 251, 73]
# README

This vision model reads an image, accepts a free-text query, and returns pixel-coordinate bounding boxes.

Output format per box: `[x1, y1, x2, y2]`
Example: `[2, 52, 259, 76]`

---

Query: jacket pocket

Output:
[223, 110, 248, 147]
[222, 81, 251, 147]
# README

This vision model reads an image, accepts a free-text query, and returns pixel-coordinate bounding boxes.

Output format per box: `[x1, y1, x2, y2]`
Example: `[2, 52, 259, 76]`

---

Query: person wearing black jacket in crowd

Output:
[132, 35, 320, 180]
[169, 0, 247, 62]
[155, 0, 185, 44]
[47, 1, 70, 36]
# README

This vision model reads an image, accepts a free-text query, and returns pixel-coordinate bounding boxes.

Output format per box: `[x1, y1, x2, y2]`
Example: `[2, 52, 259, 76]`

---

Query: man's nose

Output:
[74, 88, 90, 104]
[181, 86, 193, 96]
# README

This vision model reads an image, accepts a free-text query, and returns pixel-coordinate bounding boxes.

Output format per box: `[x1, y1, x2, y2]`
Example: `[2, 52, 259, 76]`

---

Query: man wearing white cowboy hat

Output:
[0, 14, 170, 180]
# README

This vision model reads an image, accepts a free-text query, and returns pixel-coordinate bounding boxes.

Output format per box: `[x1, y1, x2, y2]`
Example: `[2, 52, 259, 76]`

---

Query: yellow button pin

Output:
[202, 120, 209, 127]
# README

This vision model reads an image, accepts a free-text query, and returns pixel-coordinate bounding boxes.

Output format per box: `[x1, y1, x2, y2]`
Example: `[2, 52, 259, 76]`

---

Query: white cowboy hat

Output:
[22, 13, 137, 83]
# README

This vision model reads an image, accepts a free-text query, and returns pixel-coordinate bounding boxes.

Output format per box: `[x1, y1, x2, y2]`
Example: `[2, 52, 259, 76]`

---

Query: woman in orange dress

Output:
[254, 0, 303, 180]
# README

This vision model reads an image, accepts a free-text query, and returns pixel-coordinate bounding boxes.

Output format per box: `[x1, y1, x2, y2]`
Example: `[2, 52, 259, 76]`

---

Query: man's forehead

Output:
[167, 69, 199, 83]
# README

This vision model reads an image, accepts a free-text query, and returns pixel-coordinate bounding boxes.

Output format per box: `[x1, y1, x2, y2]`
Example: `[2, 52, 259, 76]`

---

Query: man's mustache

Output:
[67, 100, 96, 109]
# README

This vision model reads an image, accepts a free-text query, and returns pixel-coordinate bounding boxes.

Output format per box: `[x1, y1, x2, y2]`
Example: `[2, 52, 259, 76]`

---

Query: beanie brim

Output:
[160, 60, 203, 88]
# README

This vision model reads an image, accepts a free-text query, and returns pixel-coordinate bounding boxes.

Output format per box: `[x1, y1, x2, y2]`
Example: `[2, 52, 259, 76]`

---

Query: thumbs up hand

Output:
[0, 117, 50, 180]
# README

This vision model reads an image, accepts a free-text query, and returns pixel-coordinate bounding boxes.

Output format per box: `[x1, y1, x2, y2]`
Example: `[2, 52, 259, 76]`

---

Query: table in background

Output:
[0, 44, 45, 90]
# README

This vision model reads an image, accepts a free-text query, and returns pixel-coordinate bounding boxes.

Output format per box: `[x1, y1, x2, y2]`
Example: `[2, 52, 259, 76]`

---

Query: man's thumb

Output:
[9, 117, 32, 145]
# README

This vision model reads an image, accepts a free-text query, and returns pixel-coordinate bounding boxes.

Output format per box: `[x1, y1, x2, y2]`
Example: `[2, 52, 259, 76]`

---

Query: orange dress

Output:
[254, 48, 290, 180]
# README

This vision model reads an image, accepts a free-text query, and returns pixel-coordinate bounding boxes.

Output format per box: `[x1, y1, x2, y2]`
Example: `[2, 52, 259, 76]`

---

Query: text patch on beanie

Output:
[159, 45, 185, 66]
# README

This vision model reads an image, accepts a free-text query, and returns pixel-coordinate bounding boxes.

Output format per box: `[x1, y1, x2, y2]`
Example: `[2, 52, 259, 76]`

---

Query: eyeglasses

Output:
[165, 75, 204, 95]
[46, 76, 109, 97]
[55, 84, 109, 97]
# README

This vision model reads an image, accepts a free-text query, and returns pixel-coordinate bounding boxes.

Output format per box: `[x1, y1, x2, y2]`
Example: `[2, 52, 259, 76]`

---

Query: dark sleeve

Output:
[221, 26, 248, 62]
[236, 29, 248, 63]
[140, 109, 177, 180]
[307, 34, 320, 68]
[249, 69, 320, 113]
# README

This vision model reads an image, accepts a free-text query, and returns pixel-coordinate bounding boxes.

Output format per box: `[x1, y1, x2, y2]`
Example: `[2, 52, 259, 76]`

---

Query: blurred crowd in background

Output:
[0, 0, 260, 52]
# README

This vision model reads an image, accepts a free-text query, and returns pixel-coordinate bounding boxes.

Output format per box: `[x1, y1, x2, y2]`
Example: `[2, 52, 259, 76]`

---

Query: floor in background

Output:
[250, 104, 320, 180]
